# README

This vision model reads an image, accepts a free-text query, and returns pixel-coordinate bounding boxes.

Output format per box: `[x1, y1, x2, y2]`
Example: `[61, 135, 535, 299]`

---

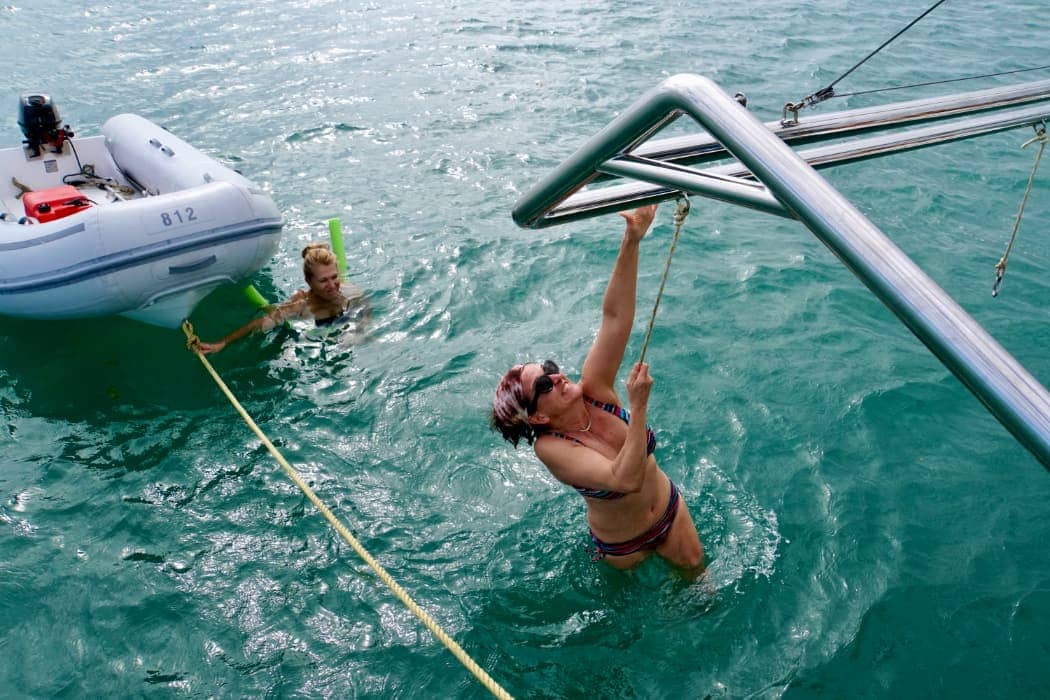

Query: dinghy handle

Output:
[168, 255, 217, 274]
[148, 137, 175, 157]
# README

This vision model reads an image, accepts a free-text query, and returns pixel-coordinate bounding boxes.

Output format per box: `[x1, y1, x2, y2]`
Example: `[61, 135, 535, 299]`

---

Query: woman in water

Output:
[491, 205, 704, 574]
[198, 242, 366, 354]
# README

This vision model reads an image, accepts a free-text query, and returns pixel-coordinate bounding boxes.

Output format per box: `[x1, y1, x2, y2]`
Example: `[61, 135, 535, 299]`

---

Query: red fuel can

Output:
[23, 185, 92, 223]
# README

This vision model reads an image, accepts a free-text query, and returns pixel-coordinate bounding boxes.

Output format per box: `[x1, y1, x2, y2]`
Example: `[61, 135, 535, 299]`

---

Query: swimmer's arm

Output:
[198, 316, 268, 355]
[541, 361, 654, 492]
[197, 297, 308, 355]
[536, 415, 650, 494]
[580, 205, 656, 396]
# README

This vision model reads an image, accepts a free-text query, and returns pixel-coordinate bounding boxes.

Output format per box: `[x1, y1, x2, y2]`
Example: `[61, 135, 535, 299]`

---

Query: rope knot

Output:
[182, 319, 203, 353]
[673, 196, 691, 227]
[1021, 125, 1048, 150]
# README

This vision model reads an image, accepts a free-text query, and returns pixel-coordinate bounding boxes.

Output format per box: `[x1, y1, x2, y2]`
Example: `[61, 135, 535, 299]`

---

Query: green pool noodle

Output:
[243, 284, 270, 309]
[328, 218, 348, 279]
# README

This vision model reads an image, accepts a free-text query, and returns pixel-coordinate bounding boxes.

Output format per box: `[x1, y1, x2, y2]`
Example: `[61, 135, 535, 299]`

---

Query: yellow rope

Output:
[181, 321, 514, 700]
[993, 124, 1047, 297]
[638, 195, 691, 365]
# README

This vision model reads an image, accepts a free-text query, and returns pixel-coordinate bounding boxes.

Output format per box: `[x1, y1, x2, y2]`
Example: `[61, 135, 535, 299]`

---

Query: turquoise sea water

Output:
[1, 1, 1049, 696]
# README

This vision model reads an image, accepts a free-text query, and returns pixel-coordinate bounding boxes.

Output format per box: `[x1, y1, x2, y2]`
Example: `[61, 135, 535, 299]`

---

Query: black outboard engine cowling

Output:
[18, 93, 73, 156]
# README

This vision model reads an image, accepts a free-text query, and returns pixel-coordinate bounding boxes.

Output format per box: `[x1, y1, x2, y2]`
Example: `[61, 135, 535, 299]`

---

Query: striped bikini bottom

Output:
[589, 480, 680, 560]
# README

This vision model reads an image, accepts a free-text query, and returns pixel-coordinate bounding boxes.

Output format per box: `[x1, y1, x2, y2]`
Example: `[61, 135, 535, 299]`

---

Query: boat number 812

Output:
[161, 207, 198, 226]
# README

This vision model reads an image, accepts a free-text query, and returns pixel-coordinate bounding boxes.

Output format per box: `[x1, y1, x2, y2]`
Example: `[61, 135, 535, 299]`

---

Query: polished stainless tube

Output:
[597, 156, 791, 218]
[531, 101, 1050, 225]
[631, 78, 1050, 167]
[512, 74, 1050, 467]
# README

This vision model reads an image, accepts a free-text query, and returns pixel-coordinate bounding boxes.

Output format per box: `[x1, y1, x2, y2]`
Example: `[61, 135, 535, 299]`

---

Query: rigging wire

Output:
[783, 0, 950, 122]
[832, 64, 1050, 99]
[820, 0, 950, 96]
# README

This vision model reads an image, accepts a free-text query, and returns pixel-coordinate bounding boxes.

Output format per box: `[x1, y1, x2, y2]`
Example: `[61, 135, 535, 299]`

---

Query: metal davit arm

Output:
[512, 73, 1050, 468]
[538, 101, 1050, 226]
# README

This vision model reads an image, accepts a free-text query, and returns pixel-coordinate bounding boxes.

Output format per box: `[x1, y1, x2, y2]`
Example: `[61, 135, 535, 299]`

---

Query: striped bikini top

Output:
[544, 395, 656, 500]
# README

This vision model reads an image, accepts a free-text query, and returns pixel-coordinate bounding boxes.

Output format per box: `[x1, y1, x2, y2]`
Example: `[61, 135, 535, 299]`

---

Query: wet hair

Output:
[490, 364, 539, 447]
[301, 243, 338, 281]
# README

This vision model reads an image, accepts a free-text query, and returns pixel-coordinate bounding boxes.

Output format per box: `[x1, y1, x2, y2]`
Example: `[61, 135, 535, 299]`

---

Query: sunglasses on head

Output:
[526, 360, 560, 415]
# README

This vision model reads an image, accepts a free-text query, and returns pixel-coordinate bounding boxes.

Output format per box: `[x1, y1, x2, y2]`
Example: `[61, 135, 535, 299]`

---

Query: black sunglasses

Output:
[526, 360, 560, 415]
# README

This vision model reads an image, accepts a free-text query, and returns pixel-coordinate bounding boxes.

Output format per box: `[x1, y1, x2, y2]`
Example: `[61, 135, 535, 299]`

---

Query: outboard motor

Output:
[18, 93, 74, 157]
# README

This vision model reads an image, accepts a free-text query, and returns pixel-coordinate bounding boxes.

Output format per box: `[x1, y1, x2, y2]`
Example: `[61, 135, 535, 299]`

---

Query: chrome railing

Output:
[511, 74, 1050, 468]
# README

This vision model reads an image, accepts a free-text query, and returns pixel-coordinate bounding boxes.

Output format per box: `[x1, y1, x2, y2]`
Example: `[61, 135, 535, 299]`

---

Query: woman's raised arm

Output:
[580, 205, 656, 400]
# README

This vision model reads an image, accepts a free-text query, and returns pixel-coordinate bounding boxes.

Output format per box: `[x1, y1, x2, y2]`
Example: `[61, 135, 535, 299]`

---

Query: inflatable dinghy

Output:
[0, 94, 282, 328]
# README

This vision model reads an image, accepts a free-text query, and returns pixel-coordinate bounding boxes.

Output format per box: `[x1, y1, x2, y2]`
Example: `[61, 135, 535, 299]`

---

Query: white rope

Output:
[638, 196, 691, 365]
[993, 125, 1047, 297]
[182, 321, 514, 700]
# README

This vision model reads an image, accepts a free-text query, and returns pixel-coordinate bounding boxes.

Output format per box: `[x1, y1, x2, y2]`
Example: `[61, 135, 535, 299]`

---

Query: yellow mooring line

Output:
[182, 321, 514, 700]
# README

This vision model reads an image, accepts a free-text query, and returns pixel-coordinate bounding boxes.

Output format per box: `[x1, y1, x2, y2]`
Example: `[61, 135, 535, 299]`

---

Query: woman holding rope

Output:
[490, 204, 704, 575]
[197, 242, 368, 355]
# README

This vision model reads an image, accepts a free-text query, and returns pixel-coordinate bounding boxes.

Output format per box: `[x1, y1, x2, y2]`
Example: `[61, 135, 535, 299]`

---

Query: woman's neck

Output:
[552, 401, 591, 433]
[308, 290, 346, 313]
